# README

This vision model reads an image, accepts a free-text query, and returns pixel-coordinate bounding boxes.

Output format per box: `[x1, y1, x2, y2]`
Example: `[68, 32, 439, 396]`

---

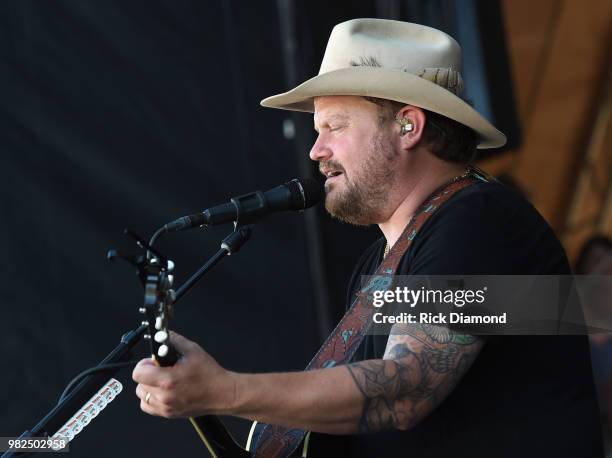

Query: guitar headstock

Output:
[140, 256, 179, 367]
[108, 228, 181, 368]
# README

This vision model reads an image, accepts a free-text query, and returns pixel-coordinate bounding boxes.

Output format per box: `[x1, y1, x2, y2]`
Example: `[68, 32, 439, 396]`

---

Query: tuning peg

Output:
[166, 260, 175, 272]
[162, 275, 174, 289]
[139, 307, 146, 314]
[143, 334, 151, 340]
[167, 289, 176, 303]
[154, 330, 168, 343]
[158, 345, 169, 357]
[155, 316, 163, 330]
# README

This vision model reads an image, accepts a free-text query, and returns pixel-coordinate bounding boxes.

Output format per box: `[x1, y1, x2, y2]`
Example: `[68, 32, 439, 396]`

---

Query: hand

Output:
[132, 331, 237, 418]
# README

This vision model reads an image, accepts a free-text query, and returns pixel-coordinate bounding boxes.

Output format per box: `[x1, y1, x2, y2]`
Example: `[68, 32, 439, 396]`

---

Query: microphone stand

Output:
[175, 224, 253, 302]
[2, 224, 254, 457]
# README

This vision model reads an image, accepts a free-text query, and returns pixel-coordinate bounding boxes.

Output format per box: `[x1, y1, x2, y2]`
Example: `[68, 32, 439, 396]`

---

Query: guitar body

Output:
[245, 422, 308, 457]
[244, 422, 349, 457]
[189, 416, 251, 458]
[187, 416, 351, 457]
[186, 416, 309, 457]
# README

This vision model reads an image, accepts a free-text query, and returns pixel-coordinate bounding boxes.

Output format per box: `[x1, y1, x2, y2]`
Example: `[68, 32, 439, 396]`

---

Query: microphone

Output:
[164, 178, 323, 231]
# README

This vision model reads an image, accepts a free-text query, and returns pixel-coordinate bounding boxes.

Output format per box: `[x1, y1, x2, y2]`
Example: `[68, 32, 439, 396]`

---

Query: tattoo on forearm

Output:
[388, 343, 411, 359]
[346, 324, 483, 433]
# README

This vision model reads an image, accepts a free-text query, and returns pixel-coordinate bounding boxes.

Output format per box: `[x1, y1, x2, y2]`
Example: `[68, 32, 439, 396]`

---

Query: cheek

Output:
[333, 137, 365, 172]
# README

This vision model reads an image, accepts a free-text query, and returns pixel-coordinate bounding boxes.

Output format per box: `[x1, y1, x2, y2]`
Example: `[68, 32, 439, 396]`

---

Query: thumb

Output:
[168, 331, 200, 355]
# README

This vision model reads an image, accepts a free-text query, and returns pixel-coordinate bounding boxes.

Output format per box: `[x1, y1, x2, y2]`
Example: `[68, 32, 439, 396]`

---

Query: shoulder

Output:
[405, 180, 570, 274]
[429, 179, 535, 223]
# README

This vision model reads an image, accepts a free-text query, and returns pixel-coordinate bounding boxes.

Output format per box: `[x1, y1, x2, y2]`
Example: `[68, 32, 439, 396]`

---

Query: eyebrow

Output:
[313, 113, 349, 132]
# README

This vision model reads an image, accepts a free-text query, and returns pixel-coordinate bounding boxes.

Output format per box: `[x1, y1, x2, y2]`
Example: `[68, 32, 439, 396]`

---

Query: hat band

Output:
[415, 67, 464, 96]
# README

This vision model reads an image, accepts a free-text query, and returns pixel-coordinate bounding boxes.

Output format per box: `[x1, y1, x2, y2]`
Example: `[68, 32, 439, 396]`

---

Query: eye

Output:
[329, 125, 345, 132]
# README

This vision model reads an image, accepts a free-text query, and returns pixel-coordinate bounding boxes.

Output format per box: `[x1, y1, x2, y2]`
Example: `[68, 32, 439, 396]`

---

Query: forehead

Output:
[313, 95, 376, 125]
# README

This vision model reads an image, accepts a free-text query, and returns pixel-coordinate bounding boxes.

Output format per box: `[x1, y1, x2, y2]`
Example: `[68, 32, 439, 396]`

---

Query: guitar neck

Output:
[138, 254, 251, 457]
[189, 415, 250, 458]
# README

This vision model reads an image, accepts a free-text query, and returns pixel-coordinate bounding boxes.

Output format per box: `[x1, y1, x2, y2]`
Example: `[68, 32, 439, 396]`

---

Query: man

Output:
[133, 19, 603, 457]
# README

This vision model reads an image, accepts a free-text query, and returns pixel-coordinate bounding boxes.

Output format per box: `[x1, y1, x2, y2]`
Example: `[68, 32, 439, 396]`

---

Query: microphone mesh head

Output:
[286, 178, 324, 209]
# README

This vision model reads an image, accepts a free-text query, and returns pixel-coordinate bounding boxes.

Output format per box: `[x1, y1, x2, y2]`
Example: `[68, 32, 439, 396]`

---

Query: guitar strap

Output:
[253, 169, 487, 457]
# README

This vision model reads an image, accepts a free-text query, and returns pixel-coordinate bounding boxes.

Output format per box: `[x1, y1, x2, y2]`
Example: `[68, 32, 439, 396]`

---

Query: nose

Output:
[309, 134, 332, 162]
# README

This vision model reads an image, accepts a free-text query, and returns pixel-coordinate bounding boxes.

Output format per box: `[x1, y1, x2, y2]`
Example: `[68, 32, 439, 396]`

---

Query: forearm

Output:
[227, 365, 366, 434]
[223, 326, 483, 435]
[134, 334, 368, 430]
[132, 330, 481, 435]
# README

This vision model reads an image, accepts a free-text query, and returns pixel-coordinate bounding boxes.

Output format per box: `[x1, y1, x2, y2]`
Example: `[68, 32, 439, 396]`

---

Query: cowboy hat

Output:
[261, 18, 506, 149]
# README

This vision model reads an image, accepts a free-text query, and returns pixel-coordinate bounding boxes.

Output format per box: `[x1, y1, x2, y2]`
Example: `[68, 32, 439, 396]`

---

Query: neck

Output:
[378, 161, 467, 248]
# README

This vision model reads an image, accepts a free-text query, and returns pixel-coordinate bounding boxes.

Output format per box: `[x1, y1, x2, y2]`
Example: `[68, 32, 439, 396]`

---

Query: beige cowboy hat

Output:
[261, 18, 506, 149]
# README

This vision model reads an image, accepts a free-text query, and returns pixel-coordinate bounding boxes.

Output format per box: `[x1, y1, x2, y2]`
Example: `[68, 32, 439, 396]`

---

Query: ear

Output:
[394, 105, 427, 151]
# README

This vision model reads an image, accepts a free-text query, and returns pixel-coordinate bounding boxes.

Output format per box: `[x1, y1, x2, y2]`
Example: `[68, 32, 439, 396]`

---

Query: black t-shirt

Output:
[313, 180, 603, 457]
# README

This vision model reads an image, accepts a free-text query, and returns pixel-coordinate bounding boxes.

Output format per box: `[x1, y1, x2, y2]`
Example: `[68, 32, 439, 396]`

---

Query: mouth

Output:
[322, 169, 344, 181]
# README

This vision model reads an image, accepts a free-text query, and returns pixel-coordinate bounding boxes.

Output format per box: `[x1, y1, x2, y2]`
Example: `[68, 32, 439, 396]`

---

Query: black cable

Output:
[149, 226, 166, 248]
[146, 226, 168, 262]
[58, 361, 139, 404]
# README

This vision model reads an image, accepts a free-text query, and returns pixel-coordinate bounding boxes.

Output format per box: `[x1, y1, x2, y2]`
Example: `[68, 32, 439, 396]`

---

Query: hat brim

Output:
[261, 67, 506, 149]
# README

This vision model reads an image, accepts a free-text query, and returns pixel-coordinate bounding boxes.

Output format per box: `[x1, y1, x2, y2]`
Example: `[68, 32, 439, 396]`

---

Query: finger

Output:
[134, 357, 156, 370]
[168, 331, 200, 355]
[135, 383, 152, 401]
[132, 358, 152, 383]
[136, 383, 164, 414]
[132, 359, 173, 386]
[140, 396, 159, 416]
[135, 382, 164, 401]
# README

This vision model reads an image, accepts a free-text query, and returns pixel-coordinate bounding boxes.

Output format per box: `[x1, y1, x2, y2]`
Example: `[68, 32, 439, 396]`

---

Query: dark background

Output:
[0, 1, 517, 456]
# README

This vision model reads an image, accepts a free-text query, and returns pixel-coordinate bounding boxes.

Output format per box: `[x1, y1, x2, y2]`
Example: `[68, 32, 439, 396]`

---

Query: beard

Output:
[323, 132, 397, 226]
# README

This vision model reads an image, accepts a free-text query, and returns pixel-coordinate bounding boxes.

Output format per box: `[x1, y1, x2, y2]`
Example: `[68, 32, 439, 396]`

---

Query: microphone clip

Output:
[221, 224, 254, 255]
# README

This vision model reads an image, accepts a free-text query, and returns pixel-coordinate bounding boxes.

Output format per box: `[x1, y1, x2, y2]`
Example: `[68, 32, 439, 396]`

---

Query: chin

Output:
[324, 178, 341, 191]
[325, 200, 371, 227]
[324, 185, 343, 206]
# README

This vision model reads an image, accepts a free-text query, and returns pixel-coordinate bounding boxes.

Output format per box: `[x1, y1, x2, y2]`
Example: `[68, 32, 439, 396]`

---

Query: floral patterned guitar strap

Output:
[252, 167, 488, 457]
